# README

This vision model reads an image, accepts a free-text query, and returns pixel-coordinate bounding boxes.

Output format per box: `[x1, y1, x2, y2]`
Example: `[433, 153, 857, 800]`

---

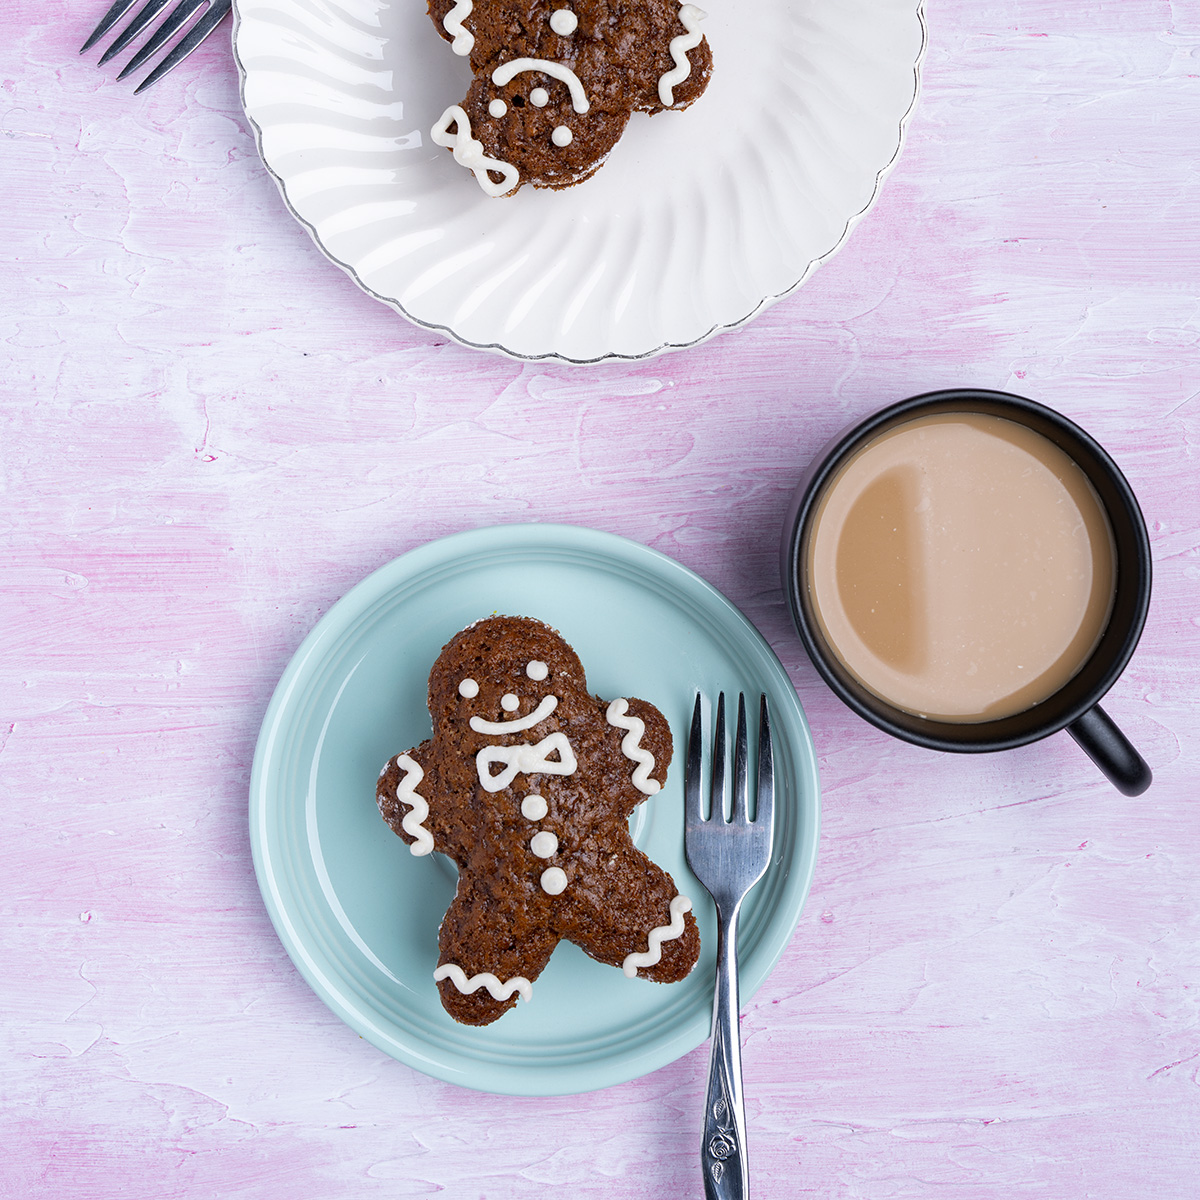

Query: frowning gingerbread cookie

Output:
[376, 615, 699, 1025]
[427, 0, 713, 195]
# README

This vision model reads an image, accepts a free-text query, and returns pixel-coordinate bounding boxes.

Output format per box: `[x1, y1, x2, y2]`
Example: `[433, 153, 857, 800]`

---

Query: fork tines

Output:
[686, 692, 774, 830]
[81, 0, 232, 93]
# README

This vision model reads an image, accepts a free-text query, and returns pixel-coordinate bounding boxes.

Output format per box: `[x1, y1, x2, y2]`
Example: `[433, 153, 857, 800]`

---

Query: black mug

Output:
[780, 389, 1153, 796]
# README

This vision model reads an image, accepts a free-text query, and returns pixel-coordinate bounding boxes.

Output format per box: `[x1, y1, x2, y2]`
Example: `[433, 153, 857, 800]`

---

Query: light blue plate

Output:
[250, 524, 820, 1095]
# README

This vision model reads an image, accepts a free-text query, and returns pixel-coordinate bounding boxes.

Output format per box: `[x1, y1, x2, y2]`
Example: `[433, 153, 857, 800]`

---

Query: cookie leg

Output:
[436, 877, 561, 1025]
[566, 841, 700, 984]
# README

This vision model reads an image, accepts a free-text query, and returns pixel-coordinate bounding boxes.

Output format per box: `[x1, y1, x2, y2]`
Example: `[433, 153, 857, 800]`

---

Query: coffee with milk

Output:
[805, 412, 1116, 722]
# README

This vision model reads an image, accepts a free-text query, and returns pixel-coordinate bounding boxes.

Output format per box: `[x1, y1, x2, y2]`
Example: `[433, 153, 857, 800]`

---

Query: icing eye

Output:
[459, 678, 479, 698]
[529, 87, 549, 108]
[526, 660, 548, 681]
[488, 98, 507, 118]
[549, 8, 578, 35]
[551, 125, 573, 147]
[521, 794, 549, 820]
[501, 693, 520, 712]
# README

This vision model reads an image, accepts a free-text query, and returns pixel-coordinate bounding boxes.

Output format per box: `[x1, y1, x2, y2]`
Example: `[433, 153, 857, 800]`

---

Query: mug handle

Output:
[1066, 704, 1152, 796]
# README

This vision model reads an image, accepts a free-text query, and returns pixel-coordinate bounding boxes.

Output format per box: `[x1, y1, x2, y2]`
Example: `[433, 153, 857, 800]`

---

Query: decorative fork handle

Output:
[702, 897, 749, 1200]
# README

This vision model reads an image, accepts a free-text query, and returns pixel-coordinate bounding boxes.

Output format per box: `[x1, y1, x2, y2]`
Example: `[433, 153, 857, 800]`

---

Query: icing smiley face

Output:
[427, 0, 713, 195]
[376, 614, 699, 1025]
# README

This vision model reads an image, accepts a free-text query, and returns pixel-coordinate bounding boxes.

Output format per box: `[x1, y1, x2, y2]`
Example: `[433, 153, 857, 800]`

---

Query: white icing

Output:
[658, 4, 706, 106]
[435, 962, 532, 1003]
[394, 754, 435, 856]
[521, 794, 549, 820]
[442, 0, 474, 55]
[530, 87, 550, 108]
[549, 8, 578, 35]
[541, 866, 568, 895]
[458, 677, 479, 698]
[488, 98, 507, 118]
[492, 58, 590, 113]
[526, 660, 548, 681]
[530, 830, 559, 858]
[622, 895, 693, 977]
[501, 692, 520, 711]
[431, 105, 520, 197]
[470, 693, 557, 734]
[606, 698, 662, 795]
[551, 125, 572, 147]
[476, 732, 578, 792]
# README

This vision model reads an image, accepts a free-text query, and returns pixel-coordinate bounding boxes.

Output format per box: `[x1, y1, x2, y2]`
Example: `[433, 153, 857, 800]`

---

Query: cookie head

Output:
[428, 0, 714, 195]
[430, 615, 588, 736]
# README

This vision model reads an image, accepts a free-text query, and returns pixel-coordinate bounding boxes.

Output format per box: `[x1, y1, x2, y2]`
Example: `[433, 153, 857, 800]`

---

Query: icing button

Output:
[459, 678, 479, 698]
[501, 693, 520, 711]
[521, 794, 549, 820]
[530, 87, 549, 108]
[540, 866, 568, 895]
[549, 9, 578, 35]
[488, 98, 507, 118]
[526, 660, 548, 681]
[530, 831, 559, 858]
[551, 125, 573, 147]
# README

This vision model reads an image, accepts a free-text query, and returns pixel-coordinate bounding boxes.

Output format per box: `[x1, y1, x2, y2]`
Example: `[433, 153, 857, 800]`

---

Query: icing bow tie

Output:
[476, 732, 578, 793]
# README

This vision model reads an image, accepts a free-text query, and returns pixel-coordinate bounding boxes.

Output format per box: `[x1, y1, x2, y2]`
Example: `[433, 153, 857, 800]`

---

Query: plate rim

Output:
[230, 0, 928, 365]
[249, 523, 821, 1094]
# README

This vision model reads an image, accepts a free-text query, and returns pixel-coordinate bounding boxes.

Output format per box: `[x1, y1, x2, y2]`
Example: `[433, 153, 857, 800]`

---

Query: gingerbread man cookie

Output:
[427, 0, 713, 195]
[376, 615, 700, 1025]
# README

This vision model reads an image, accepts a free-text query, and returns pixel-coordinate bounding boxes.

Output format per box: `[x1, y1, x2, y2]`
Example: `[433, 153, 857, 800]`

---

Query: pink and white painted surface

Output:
[3, 1, 1199, 1196]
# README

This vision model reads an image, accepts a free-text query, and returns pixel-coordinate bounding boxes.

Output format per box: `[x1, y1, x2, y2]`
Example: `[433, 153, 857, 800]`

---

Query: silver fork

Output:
[685, 692, 775, 1200]
[80, 0, 232, 93]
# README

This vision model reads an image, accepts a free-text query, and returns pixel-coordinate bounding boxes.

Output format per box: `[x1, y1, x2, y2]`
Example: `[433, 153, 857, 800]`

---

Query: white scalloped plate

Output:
[233, 0, 926, 362]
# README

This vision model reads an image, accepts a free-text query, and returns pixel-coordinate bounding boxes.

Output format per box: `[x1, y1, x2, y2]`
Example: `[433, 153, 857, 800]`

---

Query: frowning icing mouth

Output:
[469, 694, 558, 734]
[491, 58, 591, 113]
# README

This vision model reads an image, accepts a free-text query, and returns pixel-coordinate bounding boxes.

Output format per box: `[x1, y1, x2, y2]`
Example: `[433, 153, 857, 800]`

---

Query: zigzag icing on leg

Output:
[622, 895, 693, 977]
[434, 962, 533, 1003]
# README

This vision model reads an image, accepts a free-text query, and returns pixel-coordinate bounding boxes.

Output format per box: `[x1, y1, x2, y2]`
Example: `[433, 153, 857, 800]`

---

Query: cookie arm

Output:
[377, 741, 444, 856]
[657, 6, 713, 110]
[436, 877, 561, 1025]
[604, 695, 674, 813]
[426, 0, 458, 48]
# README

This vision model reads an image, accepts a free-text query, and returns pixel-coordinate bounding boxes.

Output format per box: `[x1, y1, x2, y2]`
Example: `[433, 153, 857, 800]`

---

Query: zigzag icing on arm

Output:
[622, 895, 693, 977]
[658, 4, 706, 106]
[435, 963, 533, 1003]
[442, 0, 474, 55]
[394, 753, 435, 856]
[431, 105, 520, 197]
[606, 698, 662, 794]
[492, 58, 591, 113]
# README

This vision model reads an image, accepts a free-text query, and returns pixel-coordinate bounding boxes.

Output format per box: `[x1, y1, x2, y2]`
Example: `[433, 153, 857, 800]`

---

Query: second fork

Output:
[81, 0, 232, 93]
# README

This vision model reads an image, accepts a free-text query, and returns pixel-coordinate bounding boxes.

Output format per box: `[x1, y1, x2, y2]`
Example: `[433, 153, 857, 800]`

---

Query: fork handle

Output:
[701, 900, 749, 1200]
